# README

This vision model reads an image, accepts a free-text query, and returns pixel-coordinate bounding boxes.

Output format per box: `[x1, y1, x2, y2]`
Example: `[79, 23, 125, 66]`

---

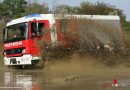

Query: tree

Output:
[0, 2, 3, 19]
[78, 1, 95, 15]
[1, 0, 27, 19]
[78, 1, 125, 17]
[54, 5, 72, 14]
[54, 5, 79, 14]
[24, 3, 49, 16]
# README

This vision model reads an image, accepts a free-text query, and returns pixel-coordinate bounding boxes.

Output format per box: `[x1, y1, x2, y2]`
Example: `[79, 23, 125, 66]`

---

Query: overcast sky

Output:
[32, 0, 130, 21]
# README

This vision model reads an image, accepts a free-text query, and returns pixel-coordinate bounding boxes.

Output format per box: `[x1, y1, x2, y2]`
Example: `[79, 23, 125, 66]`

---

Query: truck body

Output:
[3, 14, 122, 66]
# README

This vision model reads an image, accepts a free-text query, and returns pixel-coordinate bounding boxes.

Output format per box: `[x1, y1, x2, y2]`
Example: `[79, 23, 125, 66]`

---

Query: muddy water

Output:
[0, 56, 130, 90]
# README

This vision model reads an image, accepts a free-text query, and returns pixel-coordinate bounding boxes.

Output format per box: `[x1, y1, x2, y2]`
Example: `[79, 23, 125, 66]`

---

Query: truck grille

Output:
[4, 48, 25, 55]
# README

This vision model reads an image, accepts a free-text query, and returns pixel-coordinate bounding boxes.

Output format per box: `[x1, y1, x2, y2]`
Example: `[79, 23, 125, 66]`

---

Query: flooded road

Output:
[1, 56, 130, 90]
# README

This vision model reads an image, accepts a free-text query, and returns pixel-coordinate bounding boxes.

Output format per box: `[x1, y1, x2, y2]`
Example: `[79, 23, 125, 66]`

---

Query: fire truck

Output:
[3, 14, 121, 68]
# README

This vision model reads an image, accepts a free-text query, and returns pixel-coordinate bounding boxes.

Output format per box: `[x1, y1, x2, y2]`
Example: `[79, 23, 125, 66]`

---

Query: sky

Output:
[32, 0, 130, 21]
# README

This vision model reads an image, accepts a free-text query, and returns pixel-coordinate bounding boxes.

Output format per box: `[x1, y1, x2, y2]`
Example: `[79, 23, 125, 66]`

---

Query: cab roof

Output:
[6, 14, 55, 26]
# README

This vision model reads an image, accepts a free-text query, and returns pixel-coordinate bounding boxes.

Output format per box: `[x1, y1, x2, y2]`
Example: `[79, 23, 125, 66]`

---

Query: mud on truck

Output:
[3, 14, 122, 69]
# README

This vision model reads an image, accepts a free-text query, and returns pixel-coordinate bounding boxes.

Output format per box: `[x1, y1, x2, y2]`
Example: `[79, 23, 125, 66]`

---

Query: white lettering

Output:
[4, 41, 22, 47]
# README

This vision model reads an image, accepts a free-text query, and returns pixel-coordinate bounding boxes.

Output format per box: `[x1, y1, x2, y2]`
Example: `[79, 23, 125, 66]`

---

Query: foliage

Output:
[54, 5, 79, 14]
[0, 0, 49, 19]
[1, 0, 27, 19]
[0, 2, 3, 19]
[123, 21, 130, 31]
[23, 3, 49, 16]
[78, 1, 123, 15]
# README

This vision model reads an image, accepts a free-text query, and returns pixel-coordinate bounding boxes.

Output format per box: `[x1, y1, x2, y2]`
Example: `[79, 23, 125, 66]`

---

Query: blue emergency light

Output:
[25, 14, 41, 18]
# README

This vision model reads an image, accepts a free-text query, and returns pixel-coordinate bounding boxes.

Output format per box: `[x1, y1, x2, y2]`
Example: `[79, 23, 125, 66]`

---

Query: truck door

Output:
[29, 20, 51, 56]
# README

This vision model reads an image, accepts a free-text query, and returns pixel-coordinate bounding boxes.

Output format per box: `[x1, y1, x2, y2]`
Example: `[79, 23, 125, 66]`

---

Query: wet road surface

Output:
[0, 59, 130, 90]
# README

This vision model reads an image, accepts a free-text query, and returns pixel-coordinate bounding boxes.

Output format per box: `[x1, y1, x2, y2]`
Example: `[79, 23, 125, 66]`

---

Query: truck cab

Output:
[3, 14, 56, 67]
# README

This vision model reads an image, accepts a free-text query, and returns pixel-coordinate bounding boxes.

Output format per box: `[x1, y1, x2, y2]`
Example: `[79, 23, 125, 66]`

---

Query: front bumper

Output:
[4, 54, 38, 65]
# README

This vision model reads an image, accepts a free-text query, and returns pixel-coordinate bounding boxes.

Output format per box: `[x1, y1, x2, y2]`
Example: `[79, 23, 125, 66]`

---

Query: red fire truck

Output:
[3, 14, 121, 68]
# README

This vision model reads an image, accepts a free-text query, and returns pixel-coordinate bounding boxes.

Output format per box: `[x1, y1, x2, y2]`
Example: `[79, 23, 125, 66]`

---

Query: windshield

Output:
[4, 23, 28, 43]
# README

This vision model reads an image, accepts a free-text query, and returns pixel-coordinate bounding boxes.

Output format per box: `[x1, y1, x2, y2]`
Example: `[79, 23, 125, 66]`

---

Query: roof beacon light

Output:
[25, 14, 41, 18]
